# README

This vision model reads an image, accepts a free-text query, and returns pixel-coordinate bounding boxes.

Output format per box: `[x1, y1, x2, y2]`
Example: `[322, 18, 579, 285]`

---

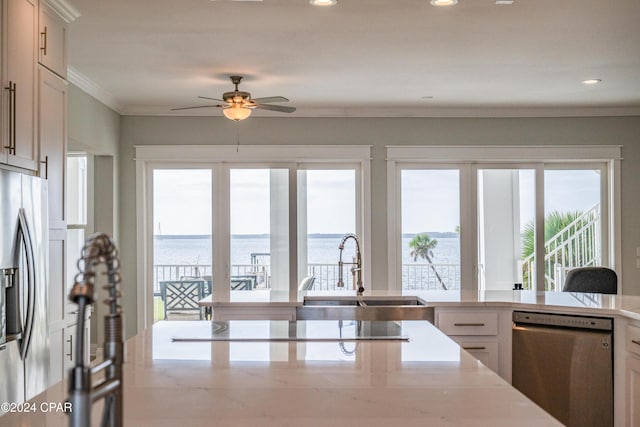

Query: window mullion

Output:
[288, 165, 298, 302]
[214, 164, 230, 302]
[535, 164, 545, 291]
[462, 163, 476, 293]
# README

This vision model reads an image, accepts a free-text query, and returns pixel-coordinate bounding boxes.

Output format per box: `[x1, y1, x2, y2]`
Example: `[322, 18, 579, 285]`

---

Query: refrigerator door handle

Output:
[16, 208, 37, 361]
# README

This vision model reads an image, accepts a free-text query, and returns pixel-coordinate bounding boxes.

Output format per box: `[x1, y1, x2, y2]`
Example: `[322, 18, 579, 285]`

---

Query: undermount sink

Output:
[296, 296, 434, 322]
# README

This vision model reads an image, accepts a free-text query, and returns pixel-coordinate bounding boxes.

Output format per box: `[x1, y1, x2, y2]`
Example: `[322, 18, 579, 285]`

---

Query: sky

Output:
[153, 169, 356, 235]
[153, 168, 601, 236]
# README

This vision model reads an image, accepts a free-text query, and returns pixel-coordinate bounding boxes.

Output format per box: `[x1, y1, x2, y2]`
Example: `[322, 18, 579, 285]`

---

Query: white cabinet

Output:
[1, 0, 39, 170]
[38, 0, 67, 78]
[627, 355, 640, 427]
[624, 323, 640, 427]
[434, 308, 511, 379]
[613, 318, 640, 426]
[50, 317, 90, 381]
[47, 228, 66, 385]
[38, 66, 66, 227]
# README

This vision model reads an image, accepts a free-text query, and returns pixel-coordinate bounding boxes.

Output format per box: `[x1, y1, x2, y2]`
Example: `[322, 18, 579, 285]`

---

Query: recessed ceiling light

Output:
[430, 0, 458, 6]
[495, 0, 514, 4]
[309, 0, 337, 6]
[421, 96, 434, 99]
[582, 79, 602, 85]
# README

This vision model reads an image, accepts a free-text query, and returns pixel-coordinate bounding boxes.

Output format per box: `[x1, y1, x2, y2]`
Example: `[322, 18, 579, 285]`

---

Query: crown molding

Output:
[42, 0, 81, 23]
[122, 104, 640, 118]
[67, 66, 124, 113]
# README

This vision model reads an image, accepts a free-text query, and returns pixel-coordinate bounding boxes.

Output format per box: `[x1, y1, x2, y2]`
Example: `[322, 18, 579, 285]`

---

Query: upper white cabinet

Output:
[1, 0, 39, 171]
[38, 0, 67, 78]
[38, 66, 66, 227]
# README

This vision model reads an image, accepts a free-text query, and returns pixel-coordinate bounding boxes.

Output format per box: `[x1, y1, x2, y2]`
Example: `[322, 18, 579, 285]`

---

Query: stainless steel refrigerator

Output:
[0, 168, 49, 411]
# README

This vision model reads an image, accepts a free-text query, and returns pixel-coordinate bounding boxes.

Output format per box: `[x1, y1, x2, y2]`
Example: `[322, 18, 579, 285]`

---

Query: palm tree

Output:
[521, 210, 583, 288]
[521, 210, 583, 259]
[409, 233, 447, 290]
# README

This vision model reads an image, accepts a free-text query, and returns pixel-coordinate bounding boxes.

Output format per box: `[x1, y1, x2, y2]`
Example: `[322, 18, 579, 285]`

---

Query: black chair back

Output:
[562, 267, 617, 294]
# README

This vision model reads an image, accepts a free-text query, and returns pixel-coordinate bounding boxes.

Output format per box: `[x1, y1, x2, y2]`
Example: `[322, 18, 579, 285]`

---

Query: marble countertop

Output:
[202, 290, 640, 321]
[2, 319, 562, 426]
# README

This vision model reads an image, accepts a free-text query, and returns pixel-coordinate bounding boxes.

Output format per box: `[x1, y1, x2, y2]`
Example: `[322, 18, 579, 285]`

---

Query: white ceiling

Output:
[67, 0, 640, 117]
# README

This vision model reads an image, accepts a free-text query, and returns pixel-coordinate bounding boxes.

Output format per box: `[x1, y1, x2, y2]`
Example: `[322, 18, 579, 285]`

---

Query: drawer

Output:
[437, 311, 498, 336]
[453, 338, 499, 373]
[627, 323, 640, 357]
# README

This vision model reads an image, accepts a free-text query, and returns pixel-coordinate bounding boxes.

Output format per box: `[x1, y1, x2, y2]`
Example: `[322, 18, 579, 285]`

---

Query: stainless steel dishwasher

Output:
[512, 311, 613, 427]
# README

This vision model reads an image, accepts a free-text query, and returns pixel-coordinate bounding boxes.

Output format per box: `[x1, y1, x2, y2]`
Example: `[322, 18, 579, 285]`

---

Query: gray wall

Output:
[68, 84, 121, 342]
[117, 115, 640, 335]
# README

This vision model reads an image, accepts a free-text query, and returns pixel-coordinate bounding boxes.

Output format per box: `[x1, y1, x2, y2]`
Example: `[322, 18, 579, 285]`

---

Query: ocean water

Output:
[153, 236, 460, 266]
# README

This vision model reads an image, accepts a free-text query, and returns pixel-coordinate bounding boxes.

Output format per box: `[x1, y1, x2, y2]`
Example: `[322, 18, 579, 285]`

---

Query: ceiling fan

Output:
[172, 75, 296, 121]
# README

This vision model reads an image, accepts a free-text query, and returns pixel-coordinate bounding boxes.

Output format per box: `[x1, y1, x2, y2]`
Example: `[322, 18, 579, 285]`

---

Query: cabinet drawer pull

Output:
[66, 335, 73, 361]
[454, 323, 486, 327]
[462, 346, 487, 350]
[632, 340, 640, 346]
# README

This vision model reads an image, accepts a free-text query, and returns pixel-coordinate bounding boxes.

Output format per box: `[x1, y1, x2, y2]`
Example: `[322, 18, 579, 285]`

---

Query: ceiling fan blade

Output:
[171, 104, 224, 111]
[251, 96, 290, 103]
[198, 96, 226, 102]
[255, 104, 296, 113]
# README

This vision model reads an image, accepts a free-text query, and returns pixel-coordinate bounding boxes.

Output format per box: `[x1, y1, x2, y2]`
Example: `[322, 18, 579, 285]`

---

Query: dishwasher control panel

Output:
[513, 311, 613, 331]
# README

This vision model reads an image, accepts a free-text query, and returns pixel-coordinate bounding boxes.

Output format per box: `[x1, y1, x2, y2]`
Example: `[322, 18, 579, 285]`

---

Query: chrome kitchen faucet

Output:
[337, 233, 364, 296]
[67, 233, 124, 427]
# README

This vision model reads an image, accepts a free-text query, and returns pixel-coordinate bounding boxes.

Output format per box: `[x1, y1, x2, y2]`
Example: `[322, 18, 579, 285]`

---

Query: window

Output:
[230, 168, 289, 302]
[66, 155, 88, 297]
[298, 169, 357, 291]
[542, 167, 604, 291]
[387, 145, 620, 294]
[152, 169, 212, 321]
[477, 167, 536, 291]
[400, 169, 461, 290]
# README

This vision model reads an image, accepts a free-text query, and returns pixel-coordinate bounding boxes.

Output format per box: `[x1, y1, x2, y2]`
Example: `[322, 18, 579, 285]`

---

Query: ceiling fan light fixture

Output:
[309, 0, 337, 6]
[223, 105, 252, 121]
[430, 0, 458, 6]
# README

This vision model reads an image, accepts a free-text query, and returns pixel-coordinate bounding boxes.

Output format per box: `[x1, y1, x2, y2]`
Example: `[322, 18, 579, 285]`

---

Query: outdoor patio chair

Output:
[562, 267, 617, 294]
[160, 279, 206, 320]
[298, 275, 316, 291]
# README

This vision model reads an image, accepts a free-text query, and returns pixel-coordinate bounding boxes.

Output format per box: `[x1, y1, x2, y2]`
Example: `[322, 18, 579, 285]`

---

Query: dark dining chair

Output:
[562, 267, 618, 294]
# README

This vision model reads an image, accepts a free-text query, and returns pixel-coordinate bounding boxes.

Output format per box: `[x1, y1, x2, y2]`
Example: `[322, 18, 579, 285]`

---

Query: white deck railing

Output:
[153, 262, 459, 293]
[521, 204, 600, 291]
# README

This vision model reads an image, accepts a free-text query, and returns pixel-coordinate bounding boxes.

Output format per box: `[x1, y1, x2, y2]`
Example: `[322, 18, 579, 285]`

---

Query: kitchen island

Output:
[1, 319, 561, 426]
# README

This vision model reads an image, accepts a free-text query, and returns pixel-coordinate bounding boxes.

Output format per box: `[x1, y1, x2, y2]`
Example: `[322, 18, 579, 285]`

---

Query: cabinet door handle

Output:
[462, 346, 487, 350]
[11, 82, 16, 154]
[40, 155, 49, 179]
[454, 323, 485, 327]
[66, 335, 73, 361]
[3, 82, 16, 155]
[632, 340, 640, 346]
[40, 26, 48, 56]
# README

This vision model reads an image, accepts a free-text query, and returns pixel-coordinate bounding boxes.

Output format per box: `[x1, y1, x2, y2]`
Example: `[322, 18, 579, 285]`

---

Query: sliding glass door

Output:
[400, 168, 461, 291]
[229, 168, 289, 302]
[297, 169, 357, 292]
[477, 168, 536, 291]
[543, 167, 604, 291]
[152, 169, 212, 321]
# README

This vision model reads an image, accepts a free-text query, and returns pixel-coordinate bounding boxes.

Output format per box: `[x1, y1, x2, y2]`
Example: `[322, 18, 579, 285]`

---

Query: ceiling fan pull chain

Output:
[236, 121, 240, 152]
